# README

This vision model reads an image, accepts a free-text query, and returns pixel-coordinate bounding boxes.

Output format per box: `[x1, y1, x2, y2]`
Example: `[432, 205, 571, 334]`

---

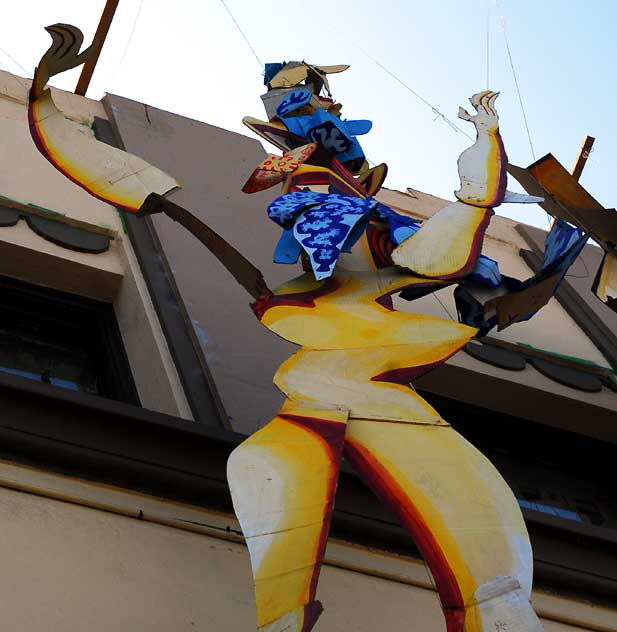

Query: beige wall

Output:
[106, 92, 617, 434]
[0, 461, 613, 632]
[106, 94, 297, 432]
[0, 71, 191, 419]
[2, 67, 614, 434]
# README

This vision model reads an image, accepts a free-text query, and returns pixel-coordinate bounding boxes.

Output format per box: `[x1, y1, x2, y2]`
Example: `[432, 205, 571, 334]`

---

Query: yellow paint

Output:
[390, 202, 491, 278]
[260, 268, 477, 423]
[228, 413, 343, 626]
[263, 269, 471, 349]
[345, 419, 532, 605]
[274, 346, 454, 423]
[31, 90, 178, 212]
[595, 251, 617, 303]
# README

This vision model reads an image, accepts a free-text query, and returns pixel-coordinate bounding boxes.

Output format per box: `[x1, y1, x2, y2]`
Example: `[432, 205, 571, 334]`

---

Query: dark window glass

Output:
[420, 390, 617, 534]
[0, 276, 139, 405]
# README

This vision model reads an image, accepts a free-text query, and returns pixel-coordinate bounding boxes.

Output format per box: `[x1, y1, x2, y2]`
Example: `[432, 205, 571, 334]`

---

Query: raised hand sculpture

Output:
[456, 90, 507, 208]
[28, 26, 595, 632]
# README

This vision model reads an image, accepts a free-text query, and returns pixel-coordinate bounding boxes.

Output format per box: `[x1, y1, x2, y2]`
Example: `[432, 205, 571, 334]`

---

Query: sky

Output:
[1, 0, 616, 229]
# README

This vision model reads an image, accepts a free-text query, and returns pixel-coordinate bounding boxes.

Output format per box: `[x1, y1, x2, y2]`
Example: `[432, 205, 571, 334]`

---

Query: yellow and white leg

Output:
[227, 405, 347, 631]
[343, 418, 542, 632]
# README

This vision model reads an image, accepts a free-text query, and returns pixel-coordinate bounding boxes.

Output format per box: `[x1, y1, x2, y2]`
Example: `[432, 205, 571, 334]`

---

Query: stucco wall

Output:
[106, 94, 296, 432]
[0, 71, 191, 419]
[0, 475, 612, 632]
[105, 94, 617, 435]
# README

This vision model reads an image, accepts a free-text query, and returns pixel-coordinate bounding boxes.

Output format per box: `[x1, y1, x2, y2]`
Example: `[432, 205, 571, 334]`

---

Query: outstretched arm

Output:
[27, 23, 270, 302]
[390, 91, 507, 280]
[29, 23, 178, 213]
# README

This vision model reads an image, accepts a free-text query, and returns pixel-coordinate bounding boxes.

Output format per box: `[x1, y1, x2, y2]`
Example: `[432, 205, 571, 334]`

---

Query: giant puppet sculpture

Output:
[28, 24, 617, 632]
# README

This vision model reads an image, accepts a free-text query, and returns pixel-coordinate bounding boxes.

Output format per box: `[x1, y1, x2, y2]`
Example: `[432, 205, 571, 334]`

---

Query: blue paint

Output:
[276, 88, 312, 117]
[264, 63, 284, 86]
[468, 255, 502, 287]
[268, 192, 421, 279]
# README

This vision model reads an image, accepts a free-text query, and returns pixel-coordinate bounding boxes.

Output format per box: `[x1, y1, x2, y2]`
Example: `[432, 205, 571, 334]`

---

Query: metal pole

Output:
[75, 0, 120, 96]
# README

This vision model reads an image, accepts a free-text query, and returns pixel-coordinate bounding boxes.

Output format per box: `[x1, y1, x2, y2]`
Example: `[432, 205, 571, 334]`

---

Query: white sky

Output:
[1, 1, 616, 229]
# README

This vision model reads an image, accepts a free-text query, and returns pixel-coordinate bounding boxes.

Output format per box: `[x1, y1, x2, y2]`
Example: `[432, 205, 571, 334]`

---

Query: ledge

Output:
[0, 371, 615, 606]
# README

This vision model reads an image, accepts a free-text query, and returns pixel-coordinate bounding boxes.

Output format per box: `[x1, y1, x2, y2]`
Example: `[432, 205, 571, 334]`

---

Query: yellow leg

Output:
[227, 405, 347, 631]
[344, 418, 543, 632]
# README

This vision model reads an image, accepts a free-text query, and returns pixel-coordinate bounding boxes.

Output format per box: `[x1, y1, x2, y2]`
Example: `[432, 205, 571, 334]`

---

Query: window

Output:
[0, 275, 139, 405]
[420, 390, 617, 534]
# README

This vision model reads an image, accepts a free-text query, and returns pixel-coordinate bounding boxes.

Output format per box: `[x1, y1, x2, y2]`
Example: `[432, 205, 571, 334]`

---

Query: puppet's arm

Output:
[391, 92, 507, 279]
[28, 24, 270, 302]
[29, 23, 178, 213]
[140, 194, 271, 300]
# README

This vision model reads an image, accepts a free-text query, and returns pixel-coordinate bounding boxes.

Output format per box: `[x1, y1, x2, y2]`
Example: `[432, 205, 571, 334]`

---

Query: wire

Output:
[0, 46, 31, 79]
[499, 7, 535, 161]
[219, 0, 263, 70]
[434, 291, 456, 321]
[565, 251, 591, 280]
[0, 55, 31, 96]
[486, 1, 491, 89]
[357, 46, 474, 142]
[110, 0, 144, 84]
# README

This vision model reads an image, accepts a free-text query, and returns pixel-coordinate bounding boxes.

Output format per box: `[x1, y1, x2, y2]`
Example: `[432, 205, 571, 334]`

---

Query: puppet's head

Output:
[259, 62, 371, 174]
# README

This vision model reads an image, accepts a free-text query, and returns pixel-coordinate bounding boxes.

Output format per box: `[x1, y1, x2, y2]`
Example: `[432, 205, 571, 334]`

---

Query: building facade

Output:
[0, 69, 615, 630]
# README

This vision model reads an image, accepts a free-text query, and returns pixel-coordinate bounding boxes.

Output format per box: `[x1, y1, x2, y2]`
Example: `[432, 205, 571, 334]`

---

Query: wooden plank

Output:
[529, 153, 602, 210]
[510, 157, 617, 247]
[572, 135, 595, 181]
[75, 0, 120, 96]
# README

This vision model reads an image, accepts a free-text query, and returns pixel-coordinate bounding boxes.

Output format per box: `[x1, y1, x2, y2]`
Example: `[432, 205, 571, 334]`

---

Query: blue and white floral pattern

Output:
[267, 191, 325, 229]
[268, 192, 422, 279]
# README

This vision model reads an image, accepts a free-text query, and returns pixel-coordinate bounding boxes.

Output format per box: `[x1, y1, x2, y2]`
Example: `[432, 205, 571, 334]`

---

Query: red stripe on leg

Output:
[344, 438, 465, 631]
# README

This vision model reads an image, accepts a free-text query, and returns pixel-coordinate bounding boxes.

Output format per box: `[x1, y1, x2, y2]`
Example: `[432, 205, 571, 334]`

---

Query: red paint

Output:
[494, 134, 508, 207]
[301, 600, 324, 632]
[28, 96, 140, 214]
[250, 277, 340, 320]
[288, 170, 329, 192]
[366, 223, 394, 268]
[343, 438, 466, 631]
[330, 158, 367, 196]
[374, 293, 394, 311]
[279, 414, 347, 454]
[371, 344, 466, 384]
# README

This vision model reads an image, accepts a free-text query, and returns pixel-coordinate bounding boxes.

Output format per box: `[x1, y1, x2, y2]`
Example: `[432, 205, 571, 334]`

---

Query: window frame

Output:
[0, 274, 140, 406]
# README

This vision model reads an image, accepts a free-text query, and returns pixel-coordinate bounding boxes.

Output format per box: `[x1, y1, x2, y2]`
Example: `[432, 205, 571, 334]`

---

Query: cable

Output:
[110, 0, 144, 84]
[0, 55, 31, 96]
[486, 1, 491, 89]
[434, 292, 456, 321]
[565, 251, 591, 280]
[219, 0, 263, 70]
[0, 46, 31, 79]
[499, 7, 535, 161]
[357, 46, 474, 142]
